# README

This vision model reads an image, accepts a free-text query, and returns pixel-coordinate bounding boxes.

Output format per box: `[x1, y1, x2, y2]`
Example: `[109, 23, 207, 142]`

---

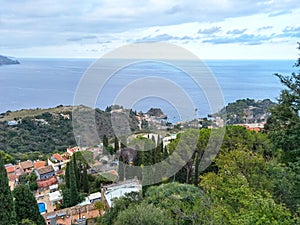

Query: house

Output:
[35, 165, 55, 180]
[37, 177, 57, 189]
[20, 160, 34, 173]
[238, 123, 265, 132]
[49, 184, 58, 193]
[103, 179, 142, 208]
[49, 191, 62, 206]
[34, 161, 46, 169]
[88, 192, 102, 203]
[44, 205, 100, 225]
[67, 146, 80, 156]
[5, 165, 16, 174]
[48, 153, 67, 171]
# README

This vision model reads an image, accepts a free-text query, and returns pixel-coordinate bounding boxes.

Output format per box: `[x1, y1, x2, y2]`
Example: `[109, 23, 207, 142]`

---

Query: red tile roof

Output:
[34, 161, 46, 169]
[6, 166, 15, 173]
[53, 153, 63, 161]
[37, 176, 57, 188]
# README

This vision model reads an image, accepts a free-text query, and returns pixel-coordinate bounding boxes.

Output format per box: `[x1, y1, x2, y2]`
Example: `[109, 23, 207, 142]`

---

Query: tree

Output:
[145, 182, 210, 224]
[0, 154, 17, 225]
[114, 202, 174, 225]
[114, 136, 119, 152]
[94, 201, 105, 216]
[266, 43, 300, 163]
[13, 184, 46, 225]
[82, 166, 89, 193]
[62, 157, 81, 208]
[98, 192, 142, 225]
[199, 149, 296, 224]
[103, 134, 109, 148]
[72, 154, 80, 189]
[154, 140, 163, 164]
[20, 219, 37, 225]
[69, 158, 80, 206]
[0, 150, 15, 164]
[64, 161, 70, 189]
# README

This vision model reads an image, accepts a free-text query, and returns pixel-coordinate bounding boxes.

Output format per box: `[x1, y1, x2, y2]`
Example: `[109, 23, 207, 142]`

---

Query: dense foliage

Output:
[0, 106, 139, 161]
[98, 124, 299, 224]
[266, 43, 300, 163]
[13, 185, 46, 225]
[214, 98, 276, 124]
[0, 154, 17, 225]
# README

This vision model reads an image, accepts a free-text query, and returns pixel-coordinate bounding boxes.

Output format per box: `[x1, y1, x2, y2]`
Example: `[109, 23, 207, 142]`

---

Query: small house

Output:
[88, 192, 102, 203]
[20, 160, 34, 173]
[35, 165, 55, 180]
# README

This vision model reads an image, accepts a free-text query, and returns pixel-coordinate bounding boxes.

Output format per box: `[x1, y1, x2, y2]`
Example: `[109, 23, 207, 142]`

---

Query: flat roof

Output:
[88, 192, 101, 200]
[104, 185, 142, 207]
[49, 184, 58, 190]
[49, 191, 62, 202]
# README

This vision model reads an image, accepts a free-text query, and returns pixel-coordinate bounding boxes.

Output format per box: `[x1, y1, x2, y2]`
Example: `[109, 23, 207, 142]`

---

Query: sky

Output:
[0, 0, 300, 59]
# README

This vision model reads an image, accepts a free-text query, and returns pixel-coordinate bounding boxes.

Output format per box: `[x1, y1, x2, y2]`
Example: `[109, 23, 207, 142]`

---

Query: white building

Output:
[49, 191, 62, 206]
[104, 179, 142, 208]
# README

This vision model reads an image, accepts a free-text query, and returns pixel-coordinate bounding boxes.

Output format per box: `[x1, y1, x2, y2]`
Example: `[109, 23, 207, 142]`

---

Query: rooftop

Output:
[49, 191, 62, 202]
[34, 161, 46, 169]
[37, 177, 57, 188]
[37, 165, 54, 175]
[49, 184, 58, 190]
[88, 192, 101, 201]
[104, 180, 142, 207]
[52, 153, 63, 162]
[6, 165, 15, 173]
[20, 160, 33, 170]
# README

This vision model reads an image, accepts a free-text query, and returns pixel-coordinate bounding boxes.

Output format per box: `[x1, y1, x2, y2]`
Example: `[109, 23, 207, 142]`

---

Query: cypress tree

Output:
[114, 136, 120, 152]
[103, 135, 109, 148]
[65, 161, 70, 189]
[194, 152, 200, 186]
[0, 154, 17, 225]
[62, 187, 71, 208]
[151, 135, 156, 146]
[82, 166, 89, 193]
[13, 184, 45, 225]
[72, 154, 80, 189]
[163, 146, 169, 160]
[69, 158, 79, 206]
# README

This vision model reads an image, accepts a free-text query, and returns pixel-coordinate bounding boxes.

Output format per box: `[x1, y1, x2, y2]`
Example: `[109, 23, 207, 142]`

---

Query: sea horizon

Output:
[0, 58, 295, 122]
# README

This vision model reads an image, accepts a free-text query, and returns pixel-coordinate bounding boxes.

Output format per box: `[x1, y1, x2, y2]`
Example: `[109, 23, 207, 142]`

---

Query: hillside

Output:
[0, 55, 20, 66]
[0, 105, 139, 159]
[211, 98, 276, 124]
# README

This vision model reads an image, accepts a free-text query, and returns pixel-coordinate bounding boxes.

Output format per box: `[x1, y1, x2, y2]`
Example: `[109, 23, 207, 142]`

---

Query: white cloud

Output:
[0, 1, 299, 58]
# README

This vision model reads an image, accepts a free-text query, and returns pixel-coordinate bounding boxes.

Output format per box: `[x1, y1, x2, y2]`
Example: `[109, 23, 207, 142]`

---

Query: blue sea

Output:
[0, 58, 295, 122]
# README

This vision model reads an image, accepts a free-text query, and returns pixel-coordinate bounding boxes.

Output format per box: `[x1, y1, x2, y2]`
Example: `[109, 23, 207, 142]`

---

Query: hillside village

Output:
[4, 144, 144, 224]
[1, 99, 277, 224]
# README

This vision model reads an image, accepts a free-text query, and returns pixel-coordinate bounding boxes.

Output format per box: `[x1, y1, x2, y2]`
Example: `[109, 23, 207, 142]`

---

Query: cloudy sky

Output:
[1, 0, 299, 59]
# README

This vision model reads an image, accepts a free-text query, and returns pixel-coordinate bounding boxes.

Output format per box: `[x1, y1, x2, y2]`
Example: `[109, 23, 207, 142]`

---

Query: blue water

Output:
[0, 58, 295, 122]
[38, 202, 46, 213]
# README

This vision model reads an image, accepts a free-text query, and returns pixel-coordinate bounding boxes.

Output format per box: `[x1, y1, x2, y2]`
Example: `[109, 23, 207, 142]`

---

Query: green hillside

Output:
[0, 105, 139, 160]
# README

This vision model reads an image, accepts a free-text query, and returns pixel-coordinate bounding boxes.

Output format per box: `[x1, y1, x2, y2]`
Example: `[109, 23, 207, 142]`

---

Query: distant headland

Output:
[0, 54, 20, 66]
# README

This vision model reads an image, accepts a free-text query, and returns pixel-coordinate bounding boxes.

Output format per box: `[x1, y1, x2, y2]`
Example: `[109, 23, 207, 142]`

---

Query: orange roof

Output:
[6, 166, 15, 173]
[53, 153, 63, 161]
[37, 177, 57, 188]
[34, 161, 46, 169]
